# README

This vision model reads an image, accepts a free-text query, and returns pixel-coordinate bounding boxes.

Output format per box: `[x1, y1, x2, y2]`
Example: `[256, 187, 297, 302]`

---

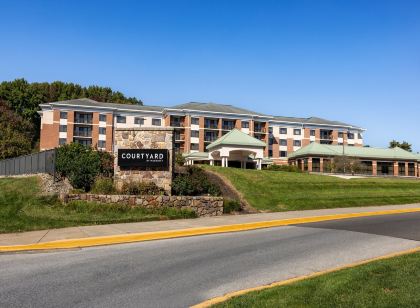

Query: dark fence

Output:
[0, 149, 56, 176]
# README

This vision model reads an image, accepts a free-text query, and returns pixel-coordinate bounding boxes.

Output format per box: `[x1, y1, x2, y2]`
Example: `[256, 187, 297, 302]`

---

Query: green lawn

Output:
[0, 177, 196, 233]
[204, 166, 420, 211]
[214, 252, 420, 308]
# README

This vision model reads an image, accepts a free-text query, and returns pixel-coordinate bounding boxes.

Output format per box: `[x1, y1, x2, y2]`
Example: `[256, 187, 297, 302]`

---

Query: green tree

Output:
[0, 78, 143, 156]
[389, 140, 412, 152]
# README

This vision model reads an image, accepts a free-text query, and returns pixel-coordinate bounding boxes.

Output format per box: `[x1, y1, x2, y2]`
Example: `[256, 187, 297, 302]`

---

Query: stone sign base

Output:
[114, 128, 174, 195]
[60, 194, 224, 217]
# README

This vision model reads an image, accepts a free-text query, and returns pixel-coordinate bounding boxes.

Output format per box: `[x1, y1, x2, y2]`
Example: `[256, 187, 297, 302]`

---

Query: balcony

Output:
[222, 125, 235, 130]
[254, 127, 266, 133]
[174, 133, 185, 141]
[73, 128, 92, 138]
[171, 121, 184, 128]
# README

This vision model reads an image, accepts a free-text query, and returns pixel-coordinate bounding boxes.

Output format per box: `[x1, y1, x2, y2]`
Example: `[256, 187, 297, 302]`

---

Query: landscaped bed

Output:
[203, 166, 420, 211]
[0, 177, 196, 233]
[213, 252, 420, 307]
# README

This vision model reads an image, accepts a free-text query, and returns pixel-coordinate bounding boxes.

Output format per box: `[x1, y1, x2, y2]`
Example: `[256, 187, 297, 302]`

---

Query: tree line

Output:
[0, 78, 142, 159]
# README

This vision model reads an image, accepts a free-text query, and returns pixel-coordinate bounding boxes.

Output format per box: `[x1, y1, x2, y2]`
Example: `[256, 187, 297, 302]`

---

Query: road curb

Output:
[191, 246, 420, 308]
[1, 207, 420, 253]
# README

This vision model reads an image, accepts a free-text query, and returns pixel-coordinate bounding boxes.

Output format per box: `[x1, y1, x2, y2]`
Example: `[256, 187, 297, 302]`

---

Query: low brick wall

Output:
[60, 193, 224, 217]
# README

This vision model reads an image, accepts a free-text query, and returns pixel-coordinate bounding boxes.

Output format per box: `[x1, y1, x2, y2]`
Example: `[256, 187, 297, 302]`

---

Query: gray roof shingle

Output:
[43, 98, 163, 112]
[170, 102, 268, 116]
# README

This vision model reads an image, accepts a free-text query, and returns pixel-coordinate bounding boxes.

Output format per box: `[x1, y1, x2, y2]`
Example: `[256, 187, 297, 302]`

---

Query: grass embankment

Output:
[204, 166, 420, 211]
[0, 177, 196, 233]
[214, 252, 420, 308]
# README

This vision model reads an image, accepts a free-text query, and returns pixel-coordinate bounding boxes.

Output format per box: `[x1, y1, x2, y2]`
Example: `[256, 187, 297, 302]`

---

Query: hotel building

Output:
[39, 98, 365, 164]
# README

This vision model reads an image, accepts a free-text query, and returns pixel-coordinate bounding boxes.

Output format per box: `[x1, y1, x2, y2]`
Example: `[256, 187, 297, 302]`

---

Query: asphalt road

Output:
[0, 212, 419, 308]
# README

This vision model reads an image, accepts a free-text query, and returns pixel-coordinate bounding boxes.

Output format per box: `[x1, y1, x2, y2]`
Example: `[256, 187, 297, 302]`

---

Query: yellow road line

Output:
[191, 246, 420, 308]
[1, 207, 420, 252]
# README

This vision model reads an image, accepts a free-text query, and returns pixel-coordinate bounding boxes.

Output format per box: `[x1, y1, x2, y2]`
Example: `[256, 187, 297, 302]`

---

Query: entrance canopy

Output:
[184, 129, 267, 169]
[207, 129, 266, 169]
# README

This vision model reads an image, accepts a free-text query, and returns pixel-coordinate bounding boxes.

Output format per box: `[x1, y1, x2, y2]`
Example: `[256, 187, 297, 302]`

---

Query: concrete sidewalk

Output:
[1, 203, 420, 247]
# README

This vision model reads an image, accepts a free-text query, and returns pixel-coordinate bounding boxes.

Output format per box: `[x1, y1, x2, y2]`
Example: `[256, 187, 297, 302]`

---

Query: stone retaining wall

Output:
[60, 194, 224, 217]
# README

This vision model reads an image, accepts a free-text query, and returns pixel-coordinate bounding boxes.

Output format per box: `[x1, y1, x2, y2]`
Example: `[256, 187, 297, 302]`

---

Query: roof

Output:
[289, 143, 419, 161]
[40, 98, 363, 130]
[206, 129, 266, 150]
[41, 98, 164, 112]
[183, 152, 209, 159]
[272, 116, 354, 128]
[170, 102, 268, 116]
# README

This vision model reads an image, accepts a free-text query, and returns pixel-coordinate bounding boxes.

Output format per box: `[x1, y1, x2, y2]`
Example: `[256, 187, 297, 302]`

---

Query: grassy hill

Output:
[203, 166, 420, 211]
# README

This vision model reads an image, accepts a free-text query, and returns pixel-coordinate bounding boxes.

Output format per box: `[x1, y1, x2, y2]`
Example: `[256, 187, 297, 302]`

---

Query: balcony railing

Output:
[204, 124, 218, 129]
[171, 122, 184, 127]
[204, 136, 218, 142]
[254, 127, 266, 133]
[74, 119, 93, 124]
[222, 125, 235, 130]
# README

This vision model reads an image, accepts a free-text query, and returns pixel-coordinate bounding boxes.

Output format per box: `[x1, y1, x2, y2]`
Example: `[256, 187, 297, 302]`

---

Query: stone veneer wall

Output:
[60, 194, 224, 217]
[114, 128, 174, 195]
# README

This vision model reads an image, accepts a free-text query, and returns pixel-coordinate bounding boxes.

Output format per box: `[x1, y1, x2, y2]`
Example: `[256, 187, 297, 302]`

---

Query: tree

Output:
[0, 78, 143, 156]
[389, 140, 412, 152]
[0, 101, 34, 159]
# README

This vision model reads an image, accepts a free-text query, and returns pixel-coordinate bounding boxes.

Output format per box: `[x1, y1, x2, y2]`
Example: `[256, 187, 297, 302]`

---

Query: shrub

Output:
[91, 177, 116, 194]
[172, 166, 221, 196]
[175, 152, 186, 166]
[120, 181, 164, 195]
[223, 199, 242, 213]
[267, 164, 302, 173]
[55, 142, 113, 191]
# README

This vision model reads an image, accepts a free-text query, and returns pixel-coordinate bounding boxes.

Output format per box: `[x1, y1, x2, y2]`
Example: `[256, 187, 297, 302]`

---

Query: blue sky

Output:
[1, 0, 419, 151]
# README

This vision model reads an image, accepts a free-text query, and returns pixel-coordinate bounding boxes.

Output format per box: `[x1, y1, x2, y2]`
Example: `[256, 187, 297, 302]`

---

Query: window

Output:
[75, 112, 92, 124]
[152, 118, 161, 126]
[269, 138, 274, 145]
[98, 140, 106, 149]
[99, 114, 106, 122]
[191, 130, 199, 138]
[60, 112, 67, 119]
[241, 121, 249, 128]
[191, 143, 199, 151]
[338, 142, 343, 145]
[293, 140, 301, 147]
[75, 139, 92, 147]
[59, 125, 67, 132]
[280, 128, 287, 134]
[338, 132, 344, 138]
[116, 116, 126, 123]
[358, 133, 363, 139]
[310, 130, 315, 136]
[268, 150, 273, 157]
[268, 127, 273, 134]
[280, 139, 287, 146]
[191, 117, 199, 125]
[408, 163, 415, 176]
[280, 151, 288, 158]
[74, 126, 92, 137]
[59, 138, 67, 145]
[293, 129, 301, 135]
[99, 127, 106, 135]
[134, 117, 144, 125]
[347, 133, 354, 139]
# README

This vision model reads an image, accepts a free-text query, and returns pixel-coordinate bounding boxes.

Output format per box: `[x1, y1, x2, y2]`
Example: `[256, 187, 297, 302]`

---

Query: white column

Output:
[257, 158, 262, 170]
[221, 157, 225, 167]
[210, 159, 214, 166]
[225, 157, 229, 168]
